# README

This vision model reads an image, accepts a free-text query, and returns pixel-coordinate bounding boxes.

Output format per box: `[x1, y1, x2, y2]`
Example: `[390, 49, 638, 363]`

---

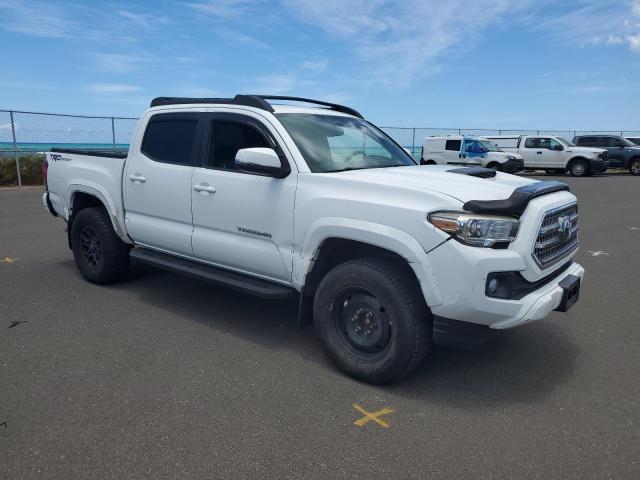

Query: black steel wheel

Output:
[313, 258, 431, 384]
[79, 226, 103, 269]
[331, 287, 392, 358]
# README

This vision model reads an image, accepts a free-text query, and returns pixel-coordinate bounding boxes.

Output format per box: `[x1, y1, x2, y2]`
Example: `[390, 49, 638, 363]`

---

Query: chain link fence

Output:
[1, 108, 639, 186]
[0, 110, 137, 186]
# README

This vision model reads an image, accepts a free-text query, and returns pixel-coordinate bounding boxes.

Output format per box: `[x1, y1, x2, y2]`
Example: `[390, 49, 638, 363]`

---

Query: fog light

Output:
[487, 278, 499, 294]
[485, 273, 513, 299]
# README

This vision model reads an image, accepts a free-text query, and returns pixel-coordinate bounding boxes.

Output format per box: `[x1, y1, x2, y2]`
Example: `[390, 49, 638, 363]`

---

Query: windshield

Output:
[276, 113, 416, 173]
[479, 140, 502, 152]
[618, 136, 636, 146]
[557, 137, 575, 147]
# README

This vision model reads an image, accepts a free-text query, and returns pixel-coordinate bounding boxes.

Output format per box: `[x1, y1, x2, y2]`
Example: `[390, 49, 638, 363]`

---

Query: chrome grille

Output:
[532, 203, 579, 268]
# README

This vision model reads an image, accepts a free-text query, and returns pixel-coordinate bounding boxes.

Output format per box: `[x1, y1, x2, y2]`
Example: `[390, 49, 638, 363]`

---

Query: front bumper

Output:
[502, 158, 524, 174]
[425, 236, 584, 330]
[588, 158, 609, 173]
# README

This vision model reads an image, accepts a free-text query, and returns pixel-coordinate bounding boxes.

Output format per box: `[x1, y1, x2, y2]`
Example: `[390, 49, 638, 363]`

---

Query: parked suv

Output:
[42, 95, 584, 384]
[485, 135, 608, 176]
[573, 135, 640, 175]
[421, 135, 524, 173]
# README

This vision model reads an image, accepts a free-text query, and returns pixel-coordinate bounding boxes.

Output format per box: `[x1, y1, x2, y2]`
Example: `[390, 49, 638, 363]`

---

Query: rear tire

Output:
[71, 207, 130, 284]
[629, 158, 640, 176]
[313, 258, 431, 384]
[425, 160, 437, 165]
[569, 158, 590, 177]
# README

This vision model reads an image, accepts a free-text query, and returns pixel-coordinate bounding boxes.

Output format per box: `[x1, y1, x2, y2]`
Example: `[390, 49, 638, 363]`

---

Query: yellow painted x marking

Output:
[1, 257, 20, 264]
[353, 403, 395, 428]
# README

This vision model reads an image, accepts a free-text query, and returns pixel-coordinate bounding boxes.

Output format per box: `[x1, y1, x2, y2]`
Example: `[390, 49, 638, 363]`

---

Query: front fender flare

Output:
[293, 217, 443, 307]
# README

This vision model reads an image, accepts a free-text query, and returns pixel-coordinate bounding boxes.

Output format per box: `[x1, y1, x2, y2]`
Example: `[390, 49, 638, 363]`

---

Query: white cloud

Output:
[250, 75, 298, 95]
[0, 0, 76, 38]
[86, 84, 142, 94]
[91, 53, 153, 73]
[116, 10, 168, 30]
[301, 59, 329, 72]
[281, 0, 535, 87]
[535, 0, 640, 54]
[185, 0, 257, 19]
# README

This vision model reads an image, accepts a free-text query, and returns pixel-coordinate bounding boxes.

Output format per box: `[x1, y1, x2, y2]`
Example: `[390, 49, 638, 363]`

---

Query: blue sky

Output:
[1, 0, 639, 130]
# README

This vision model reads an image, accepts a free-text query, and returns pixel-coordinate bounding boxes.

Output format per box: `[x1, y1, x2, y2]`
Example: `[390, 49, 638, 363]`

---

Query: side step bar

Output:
[130, 247, 295, 300]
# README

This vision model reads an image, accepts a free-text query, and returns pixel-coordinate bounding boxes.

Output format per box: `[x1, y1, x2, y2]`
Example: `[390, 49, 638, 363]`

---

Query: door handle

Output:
[193, 184, 217, 194]
[536, 151, 543, 154]
[129, 174, 146, 183]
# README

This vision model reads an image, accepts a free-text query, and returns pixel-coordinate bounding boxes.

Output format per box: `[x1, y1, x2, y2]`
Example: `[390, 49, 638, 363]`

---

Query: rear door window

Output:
[445, 139, 461, 151]
[141, 113, 198, 165]
[524, 138, 540, 148]
[577, 136, 597, 147]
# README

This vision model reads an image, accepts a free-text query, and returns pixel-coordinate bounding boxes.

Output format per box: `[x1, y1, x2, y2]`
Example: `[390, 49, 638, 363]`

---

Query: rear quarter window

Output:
[141, 113, 198, 165]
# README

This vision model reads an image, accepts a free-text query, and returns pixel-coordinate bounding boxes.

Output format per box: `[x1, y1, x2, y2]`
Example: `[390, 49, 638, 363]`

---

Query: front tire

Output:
[569, 158, 590, 177]
[71, 207, 130, 284]
[487, 162, 502, 171]
[313, 258, 431, 384]
[629, 158, 640, 176]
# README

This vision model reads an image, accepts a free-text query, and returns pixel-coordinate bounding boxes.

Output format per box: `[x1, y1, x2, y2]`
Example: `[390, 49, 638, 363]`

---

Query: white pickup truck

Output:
[484, 135, 609, 176]
[43, 95, 584, 384]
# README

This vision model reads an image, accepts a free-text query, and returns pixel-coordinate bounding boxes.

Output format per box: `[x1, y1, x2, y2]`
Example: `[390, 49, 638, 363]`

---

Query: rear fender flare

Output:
[67, 183, 129, 242]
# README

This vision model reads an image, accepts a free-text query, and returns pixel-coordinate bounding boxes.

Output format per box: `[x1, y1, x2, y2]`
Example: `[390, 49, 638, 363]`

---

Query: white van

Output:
[421, 136, 524, 173]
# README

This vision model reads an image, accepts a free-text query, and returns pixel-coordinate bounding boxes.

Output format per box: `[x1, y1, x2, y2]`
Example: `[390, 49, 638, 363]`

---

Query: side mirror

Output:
[551, 144, 563, 151]
[235, 147, 290, 178]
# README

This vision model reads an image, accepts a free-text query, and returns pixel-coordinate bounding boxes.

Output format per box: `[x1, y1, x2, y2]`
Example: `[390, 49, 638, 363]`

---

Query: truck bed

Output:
[45, 149, 128, 237]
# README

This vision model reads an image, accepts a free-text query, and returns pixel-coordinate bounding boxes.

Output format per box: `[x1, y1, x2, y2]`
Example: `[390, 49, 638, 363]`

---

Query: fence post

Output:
[111, 117, 116, 148]
[9, 110, 22, 187]
[411, 128, 416, 157]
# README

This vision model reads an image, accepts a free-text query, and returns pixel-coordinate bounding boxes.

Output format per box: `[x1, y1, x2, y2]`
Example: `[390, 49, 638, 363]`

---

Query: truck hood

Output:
[565, 146, 605, 156]
[323, 165, 537, 203]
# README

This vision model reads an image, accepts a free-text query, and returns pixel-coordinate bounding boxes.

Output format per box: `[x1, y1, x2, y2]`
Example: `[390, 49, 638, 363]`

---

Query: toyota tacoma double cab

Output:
[484, 135, 608, 176]
[42, 95, 584, 384]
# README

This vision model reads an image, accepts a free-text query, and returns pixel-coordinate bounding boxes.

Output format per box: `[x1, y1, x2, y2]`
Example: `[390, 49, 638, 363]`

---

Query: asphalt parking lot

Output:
[1, 174, 639, 479]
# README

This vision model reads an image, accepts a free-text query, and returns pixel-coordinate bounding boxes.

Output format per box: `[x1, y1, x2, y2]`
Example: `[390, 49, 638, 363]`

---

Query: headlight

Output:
[507, 155, 516, 160]
[427, 211, 520, 247]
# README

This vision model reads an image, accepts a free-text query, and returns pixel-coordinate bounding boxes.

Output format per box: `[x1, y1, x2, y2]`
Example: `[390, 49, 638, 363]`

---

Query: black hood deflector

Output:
[463, 181, 570, 216]
[447, 167, 496, 178]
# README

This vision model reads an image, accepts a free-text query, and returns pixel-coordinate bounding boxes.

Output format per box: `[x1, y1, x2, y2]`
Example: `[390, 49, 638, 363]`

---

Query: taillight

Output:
[42, 159, 49, 189]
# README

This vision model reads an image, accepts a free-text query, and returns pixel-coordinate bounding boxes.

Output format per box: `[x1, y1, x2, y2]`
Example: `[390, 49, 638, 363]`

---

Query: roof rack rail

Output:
[150, 95, 274, 111]
[254, 95, 363, 119]
[149, 94, 363, 118]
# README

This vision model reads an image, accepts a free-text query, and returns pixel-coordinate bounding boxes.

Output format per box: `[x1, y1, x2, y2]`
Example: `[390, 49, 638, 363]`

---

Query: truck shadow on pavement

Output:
[103, 261, 579, 410]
